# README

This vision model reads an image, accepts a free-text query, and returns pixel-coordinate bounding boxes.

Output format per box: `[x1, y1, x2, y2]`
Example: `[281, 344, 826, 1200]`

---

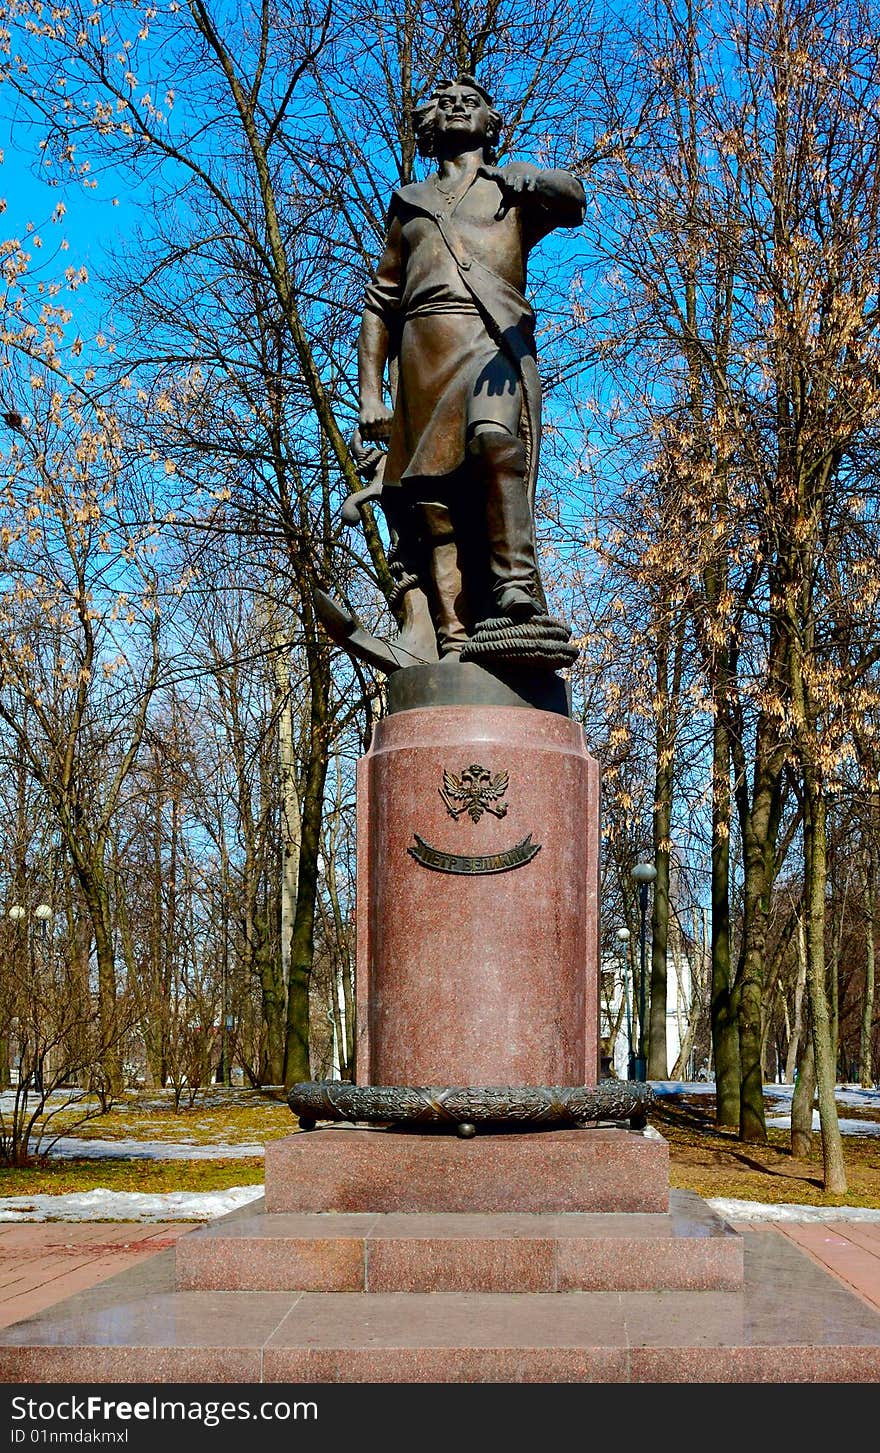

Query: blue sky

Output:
[2, 105, 141, 344]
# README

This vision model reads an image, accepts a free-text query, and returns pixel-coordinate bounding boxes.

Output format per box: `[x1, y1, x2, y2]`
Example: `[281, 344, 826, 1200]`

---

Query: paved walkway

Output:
[0, 1220, 878, 1331]
[0, 1224, 197, 1328]
[774, 1221, 880, 1312]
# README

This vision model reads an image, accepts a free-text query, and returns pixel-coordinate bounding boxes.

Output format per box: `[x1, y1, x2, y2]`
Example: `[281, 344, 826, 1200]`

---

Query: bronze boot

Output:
[468, 432, 541, 620]
[421, 502, 470, 656]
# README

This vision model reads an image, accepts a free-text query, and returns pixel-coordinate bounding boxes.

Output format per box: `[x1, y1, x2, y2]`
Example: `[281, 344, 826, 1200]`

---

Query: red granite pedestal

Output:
[355, 703, 599, 1088]
[3, 694, 880, 1380]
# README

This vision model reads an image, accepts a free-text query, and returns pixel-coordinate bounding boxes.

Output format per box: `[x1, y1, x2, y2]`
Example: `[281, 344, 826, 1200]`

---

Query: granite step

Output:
[2, 1230, 880, 1382]
[265, 1125, 668, 1213]
[175, 1191, 742, 1293]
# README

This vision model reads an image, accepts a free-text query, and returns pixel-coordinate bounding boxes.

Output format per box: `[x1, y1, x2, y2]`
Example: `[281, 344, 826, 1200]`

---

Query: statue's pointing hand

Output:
[477, 164, 541, 219]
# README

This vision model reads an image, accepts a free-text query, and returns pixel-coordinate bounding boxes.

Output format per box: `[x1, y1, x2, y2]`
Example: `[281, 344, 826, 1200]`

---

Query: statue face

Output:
[433, 83, 491, 147]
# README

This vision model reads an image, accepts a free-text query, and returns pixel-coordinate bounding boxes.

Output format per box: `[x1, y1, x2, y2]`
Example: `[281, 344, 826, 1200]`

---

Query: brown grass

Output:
[2, 1087, 879, 1210]
[652, 1095, 880, 1209]
[31, 1087, 292, 1146]
[0, 1158, 265, 1197]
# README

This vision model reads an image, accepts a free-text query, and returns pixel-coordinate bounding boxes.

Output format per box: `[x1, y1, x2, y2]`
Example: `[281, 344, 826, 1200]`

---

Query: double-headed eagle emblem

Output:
[439, 763, 509, 823]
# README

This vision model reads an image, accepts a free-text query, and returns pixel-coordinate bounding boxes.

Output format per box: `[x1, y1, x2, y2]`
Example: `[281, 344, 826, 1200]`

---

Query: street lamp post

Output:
[7, 902, 52, 1091]
[615, 926, 634, 1079]
[34, 902, 52, 966]
[630, 863, 657, 1082]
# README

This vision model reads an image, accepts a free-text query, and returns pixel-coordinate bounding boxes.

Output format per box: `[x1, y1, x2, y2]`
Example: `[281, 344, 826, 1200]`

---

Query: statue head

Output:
[414, 74, 502, 162]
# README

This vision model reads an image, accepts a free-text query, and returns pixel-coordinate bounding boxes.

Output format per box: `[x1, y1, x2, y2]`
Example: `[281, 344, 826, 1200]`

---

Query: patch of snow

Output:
[765, 1113, 880, 1137]
[830, 1086, 880, 1109]
[0, 1086, 283, 1118]
[0, 1090, 98, 1113]
[131, 1089, 281, 1111]
[2, 1185, 876, 1224]
[709, 1198, 880, 1222]
[651, 1081, 880, 1113]
[38, 1138, 266, 1160]
[0, 1186, 264, 1222]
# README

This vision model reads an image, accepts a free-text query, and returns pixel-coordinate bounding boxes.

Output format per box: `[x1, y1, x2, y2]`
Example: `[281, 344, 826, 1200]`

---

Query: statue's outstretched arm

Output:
[531, 168, 586, 225]
[477, 163, 585, 227]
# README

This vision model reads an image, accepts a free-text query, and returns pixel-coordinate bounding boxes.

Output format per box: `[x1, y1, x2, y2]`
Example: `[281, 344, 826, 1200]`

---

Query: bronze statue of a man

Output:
[344, 73, 584, 672]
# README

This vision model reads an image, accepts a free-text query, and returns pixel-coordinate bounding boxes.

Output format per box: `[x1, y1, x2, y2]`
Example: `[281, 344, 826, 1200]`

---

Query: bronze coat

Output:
[363, 167, 583, 505]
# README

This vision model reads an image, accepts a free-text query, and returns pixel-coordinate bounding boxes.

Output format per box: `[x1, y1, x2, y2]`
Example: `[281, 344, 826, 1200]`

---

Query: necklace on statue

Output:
[434, 171, 476, 207]
[434, 181, 460, 206]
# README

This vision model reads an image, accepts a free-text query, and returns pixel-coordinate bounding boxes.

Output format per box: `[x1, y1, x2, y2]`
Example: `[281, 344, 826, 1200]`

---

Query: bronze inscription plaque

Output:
[408, 832, 541, 875]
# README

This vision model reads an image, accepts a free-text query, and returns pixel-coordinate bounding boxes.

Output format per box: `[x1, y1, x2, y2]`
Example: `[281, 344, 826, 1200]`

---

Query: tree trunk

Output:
[255, 926, 285, 1086]
[88, 881, 124, 1097]
[271, 635, 300, 1087]
[671, 906, 706, 1079]
[647, 608, 684, 1080]
[791, 1017, 815, 1158]
[784, 913, 807, 1083]
[709, 650, 740, 1124]
[324, 847, 354, 1081]
[283, 592, 331, 1086]
[802, 780, 847, 1193]
[861, 846, 876, 1088]
[827, 826, 842, 1077]
[648, 783, 671, 1080]
[735, 755, 779, 1144]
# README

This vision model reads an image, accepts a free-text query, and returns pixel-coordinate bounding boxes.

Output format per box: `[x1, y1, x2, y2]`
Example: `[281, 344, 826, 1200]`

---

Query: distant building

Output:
[602, 943, 700, 1081]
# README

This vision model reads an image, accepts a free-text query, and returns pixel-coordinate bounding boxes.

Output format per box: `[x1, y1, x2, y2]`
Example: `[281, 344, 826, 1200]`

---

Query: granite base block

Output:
[1, 1168, 878, 1385]
[0, 1282, 298, 1384]
[5, 1232, 880, 1384]
[264, 1126, 669, 1214]
[176, 1192, 741, 1294]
